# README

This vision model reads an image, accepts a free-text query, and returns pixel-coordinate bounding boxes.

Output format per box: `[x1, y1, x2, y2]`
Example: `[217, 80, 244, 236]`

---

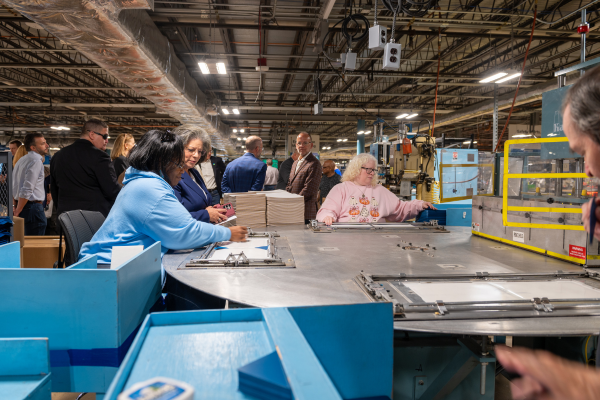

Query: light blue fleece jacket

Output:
[79, 167, 232, 267]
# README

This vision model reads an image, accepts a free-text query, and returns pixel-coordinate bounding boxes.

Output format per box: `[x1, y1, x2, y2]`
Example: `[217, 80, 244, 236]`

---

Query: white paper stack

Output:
[224, 193, 266, 228]
[263, 190, 305, 226]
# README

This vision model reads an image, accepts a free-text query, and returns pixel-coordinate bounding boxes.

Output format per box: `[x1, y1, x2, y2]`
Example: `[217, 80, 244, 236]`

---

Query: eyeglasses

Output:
[185, 147, 207, 157]
[171, 161, 185, 169]
[88, 130, 109, 140]
[361, 167, 376, 174]
[297, 141, 312, 146]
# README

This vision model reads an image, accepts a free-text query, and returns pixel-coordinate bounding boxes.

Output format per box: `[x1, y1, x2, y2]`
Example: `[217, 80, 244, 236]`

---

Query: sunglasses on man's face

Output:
[88, 130, 109, 140]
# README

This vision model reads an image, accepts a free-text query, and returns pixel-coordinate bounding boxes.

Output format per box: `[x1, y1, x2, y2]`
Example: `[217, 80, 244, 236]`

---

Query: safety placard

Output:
[512, 231, 525, 243]
[569, 245, 587, 260]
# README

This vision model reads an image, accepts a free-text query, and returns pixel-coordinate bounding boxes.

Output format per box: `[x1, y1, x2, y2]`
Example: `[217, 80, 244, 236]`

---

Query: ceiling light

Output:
[198, 62, 210, 74]
[512, 134, 532, 138]
[237, 137, 242, 140]
[396, 114, 408, 119]
[232, 108, 240, 114]
[233, 129, 238, 133]
[216, 62, 227, 74]
[242, 137, 247, 140]
[342, 138, 348, 142]
[49, 147, 60, 151]
[337, 139, 342, 142]
[322, 146, 327, 150]
[240, 129, 245, 133]
[357, 130, 364, 135]
[364, 130, 371, 135]
[327, 147, 331, 149]
[463, 140, 478, 144]
[222, 108, 230, 115]
[406, 114, 418, 119]
[479, 72, 508, 83]
[494, 72, 521, 83]
[50, 126, 70, 130]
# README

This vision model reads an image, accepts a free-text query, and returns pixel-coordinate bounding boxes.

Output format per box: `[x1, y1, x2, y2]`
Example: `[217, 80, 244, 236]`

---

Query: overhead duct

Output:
[2, 0, 233, 152]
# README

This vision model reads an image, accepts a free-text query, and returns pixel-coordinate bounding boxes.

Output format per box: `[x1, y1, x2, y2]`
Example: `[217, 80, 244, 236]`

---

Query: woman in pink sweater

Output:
[316, 153, 436, 225]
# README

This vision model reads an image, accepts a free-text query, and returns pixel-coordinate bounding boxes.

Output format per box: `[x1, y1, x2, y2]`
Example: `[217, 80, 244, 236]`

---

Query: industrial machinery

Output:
[370, 120, 436, 201]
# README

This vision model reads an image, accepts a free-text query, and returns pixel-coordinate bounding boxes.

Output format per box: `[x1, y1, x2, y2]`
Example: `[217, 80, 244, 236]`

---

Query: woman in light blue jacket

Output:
[79, 130, 247, 271]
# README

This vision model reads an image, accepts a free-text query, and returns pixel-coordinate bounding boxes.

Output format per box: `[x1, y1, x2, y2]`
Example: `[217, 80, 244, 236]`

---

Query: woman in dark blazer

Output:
[173, 125, 227, 223]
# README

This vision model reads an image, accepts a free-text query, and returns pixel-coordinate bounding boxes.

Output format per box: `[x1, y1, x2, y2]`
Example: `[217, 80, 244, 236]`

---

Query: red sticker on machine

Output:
[452, 152, 458, 160]
[569, 245, 586, 260]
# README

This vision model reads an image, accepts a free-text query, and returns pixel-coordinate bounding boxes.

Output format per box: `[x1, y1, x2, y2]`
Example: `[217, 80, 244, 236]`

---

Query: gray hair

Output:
[172, 124, 212, 150]
[266, 159, 273, 166]
[563, 65, 600, 143]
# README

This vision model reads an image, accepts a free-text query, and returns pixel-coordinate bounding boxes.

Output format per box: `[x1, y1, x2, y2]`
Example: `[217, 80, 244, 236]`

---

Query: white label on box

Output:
[111, 245, 144, 269]
[513, 231, 525, 243]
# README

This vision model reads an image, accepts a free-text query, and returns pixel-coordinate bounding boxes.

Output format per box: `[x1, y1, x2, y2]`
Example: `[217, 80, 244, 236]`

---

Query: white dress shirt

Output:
[12, 151, 45, 201]
[264, 165, 279, 186]
[200, 160, 216, 190]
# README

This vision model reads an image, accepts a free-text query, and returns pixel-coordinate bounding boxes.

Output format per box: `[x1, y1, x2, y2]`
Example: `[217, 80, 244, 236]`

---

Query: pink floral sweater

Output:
[316, 181, 425, 223]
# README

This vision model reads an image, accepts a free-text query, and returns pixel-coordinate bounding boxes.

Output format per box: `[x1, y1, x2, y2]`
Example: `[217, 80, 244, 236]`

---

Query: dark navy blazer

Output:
[173, 168, 211, 223]
[221, 152, 267, 193]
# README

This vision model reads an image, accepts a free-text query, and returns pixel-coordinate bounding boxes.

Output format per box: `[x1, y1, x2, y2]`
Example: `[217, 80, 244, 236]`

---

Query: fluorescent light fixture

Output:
[463, 140, 478, 144]
[337, 139, 342, 142]
[357, 130, 364, 135]
[222, 108, 230, 115]
[242, 137, 247, 140]
[342, 138, 348, 142]
[396, 114, 409, 119]
[50, 126, 70, 130]
[198, 62, 210, 74]
[237, 137, 242, 140]
[406, 114, 418, 119]
[495, 72, 521, 83]
[479, 72, 508, 83]
[233, 129, 238, 133]
[240, 129, 245, 133]
[232, 108, 240, 114]
[49, 147, 60, 150]
[512, 134, 532, 138]
[364, 130, 371, 135]
[216, 62, 227, 74]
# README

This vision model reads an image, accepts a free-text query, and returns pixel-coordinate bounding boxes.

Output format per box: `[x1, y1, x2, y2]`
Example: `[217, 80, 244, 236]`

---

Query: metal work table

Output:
[163, 225, 600, 336]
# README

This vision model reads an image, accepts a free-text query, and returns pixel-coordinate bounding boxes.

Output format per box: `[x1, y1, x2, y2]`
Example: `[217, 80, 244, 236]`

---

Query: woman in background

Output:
[317, 153, 436, 225]
[110, 133, 135, 182]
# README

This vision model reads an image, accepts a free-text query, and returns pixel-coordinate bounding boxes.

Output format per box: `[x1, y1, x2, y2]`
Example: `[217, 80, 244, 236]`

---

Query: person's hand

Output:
[495, 345, 600, 400]
[421, 201, 437, 211]
[46, 193, 51, 204]
[582, 197, 600, 240]
[229, 226, 248, 242]
[323, 216, 335, 226]
[206, 206, 227, 223]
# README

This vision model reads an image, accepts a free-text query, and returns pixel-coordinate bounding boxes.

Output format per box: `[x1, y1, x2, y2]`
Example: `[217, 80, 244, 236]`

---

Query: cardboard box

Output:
[22, 237, 65, 269]
[13, 217, 24, 248]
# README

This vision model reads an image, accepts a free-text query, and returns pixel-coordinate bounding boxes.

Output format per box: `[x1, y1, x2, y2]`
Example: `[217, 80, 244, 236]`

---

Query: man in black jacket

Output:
[50, 118, 121, 217]
[197, 145, 226, 205]
[276, 150, 299, 190]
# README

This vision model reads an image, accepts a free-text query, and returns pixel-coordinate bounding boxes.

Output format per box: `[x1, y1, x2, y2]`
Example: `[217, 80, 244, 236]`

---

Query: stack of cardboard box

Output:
[13, 217, 65, 268]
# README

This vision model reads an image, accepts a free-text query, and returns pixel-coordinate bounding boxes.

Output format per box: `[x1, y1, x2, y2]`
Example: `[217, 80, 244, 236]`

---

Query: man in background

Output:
[319, 160, 341, 203]
[198, 144, 226, 205]
[286, 132, 322, 223]
[50, 118, 121, 217]
[8, 139, 22, 157]
[263, 159, 279, 191]
[277, 150, 299, 190]
[222, 136, 267, 193]
[13, 133, 49, 235]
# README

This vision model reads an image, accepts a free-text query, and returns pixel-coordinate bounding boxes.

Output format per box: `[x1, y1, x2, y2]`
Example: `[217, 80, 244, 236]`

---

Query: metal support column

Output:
[493, 83, 499, 151]
[555, 159, 564, 196]
[581, 9, 587, 77]
[357, 119, 366, 154]
[575, 158, 583, 197]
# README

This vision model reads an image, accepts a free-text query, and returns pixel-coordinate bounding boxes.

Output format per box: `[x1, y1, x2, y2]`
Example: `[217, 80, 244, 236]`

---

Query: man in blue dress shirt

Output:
[222, 136, 267, 193]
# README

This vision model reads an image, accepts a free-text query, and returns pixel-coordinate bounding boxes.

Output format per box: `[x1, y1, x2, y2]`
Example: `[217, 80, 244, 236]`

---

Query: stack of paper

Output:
[224, 193, 266, 228]
[263, 190, 305, 226]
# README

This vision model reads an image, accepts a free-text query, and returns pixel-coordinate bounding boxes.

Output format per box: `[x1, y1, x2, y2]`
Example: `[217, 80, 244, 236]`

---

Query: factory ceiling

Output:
[0, 0, 597, 156]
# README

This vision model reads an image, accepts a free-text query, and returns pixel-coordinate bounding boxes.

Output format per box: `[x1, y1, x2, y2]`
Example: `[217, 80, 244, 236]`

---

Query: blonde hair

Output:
[12, 145, 28, 167]
[341, 153, 378, 186]
[111, 133, 134, 161]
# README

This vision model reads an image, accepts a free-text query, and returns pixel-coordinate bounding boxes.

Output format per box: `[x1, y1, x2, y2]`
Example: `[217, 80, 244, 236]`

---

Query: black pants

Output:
[21, 202, 47, 236]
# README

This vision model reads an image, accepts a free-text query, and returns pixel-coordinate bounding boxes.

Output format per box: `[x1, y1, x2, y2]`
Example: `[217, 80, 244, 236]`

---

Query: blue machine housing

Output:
[0, 241, 162, 396]
[105, 303, 394, 400]
[0, 337, 52, 400]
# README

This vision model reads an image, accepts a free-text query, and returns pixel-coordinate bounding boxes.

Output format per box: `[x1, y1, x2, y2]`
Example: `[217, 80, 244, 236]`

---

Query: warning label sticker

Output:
[512, 231, 525, 243]
[569, 245, 586, 260]
[452, 152, 458, 160]
[472, 222, 480, 232]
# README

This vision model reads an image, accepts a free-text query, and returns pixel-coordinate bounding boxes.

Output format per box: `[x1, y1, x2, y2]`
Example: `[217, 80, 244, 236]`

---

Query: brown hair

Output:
[111, 133, 134, 161]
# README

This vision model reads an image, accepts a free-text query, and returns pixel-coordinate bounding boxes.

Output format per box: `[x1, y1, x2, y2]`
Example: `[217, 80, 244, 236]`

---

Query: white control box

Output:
[382, 42, 401, 70]
[344, 51, 357, 70]
[314, 103, 323, 115]
[369, 25, 387, 50]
